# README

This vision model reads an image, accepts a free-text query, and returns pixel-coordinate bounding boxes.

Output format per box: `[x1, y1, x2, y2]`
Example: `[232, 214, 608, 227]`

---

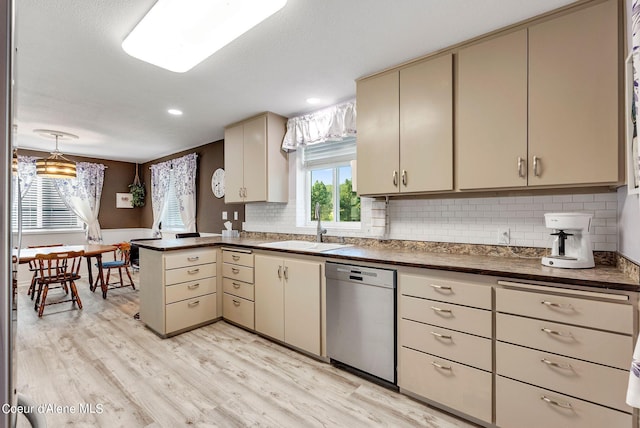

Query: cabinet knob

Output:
[187, 256, 200, 262]
[232, 282, 241, 289]
[232, 299, 241, 306]
[232, 255, 240, 261]
[231, 268, 240, 274]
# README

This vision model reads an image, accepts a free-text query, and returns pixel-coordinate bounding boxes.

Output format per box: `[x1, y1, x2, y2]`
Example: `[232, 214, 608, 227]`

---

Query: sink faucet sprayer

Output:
[315, 202, 327, 242]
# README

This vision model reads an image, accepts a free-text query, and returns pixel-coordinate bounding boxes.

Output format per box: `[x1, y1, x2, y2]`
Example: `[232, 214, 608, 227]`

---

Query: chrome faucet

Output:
[315, 202, 327, 242]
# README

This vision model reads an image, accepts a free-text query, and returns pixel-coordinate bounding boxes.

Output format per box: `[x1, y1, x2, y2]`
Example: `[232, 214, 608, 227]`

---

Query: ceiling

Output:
[14, 0, 577, 164]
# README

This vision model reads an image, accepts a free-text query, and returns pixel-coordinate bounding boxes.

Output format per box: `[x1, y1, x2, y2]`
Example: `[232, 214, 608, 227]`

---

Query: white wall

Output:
[618, 187, 640, 263]
[244, 150, 618, 250]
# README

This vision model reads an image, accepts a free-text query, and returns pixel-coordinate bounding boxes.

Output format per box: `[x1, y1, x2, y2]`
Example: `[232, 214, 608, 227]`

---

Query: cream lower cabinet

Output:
[139, 248, 217, 337]
[495, 284, 634, 428]
[398, 270, 493, 424]
[221, 249, 255, 330]
[254, 254, 321, 356]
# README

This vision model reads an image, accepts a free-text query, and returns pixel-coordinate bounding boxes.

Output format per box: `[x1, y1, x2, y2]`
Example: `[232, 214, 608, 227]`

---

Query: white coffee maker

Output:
[541, 212, 595, 269]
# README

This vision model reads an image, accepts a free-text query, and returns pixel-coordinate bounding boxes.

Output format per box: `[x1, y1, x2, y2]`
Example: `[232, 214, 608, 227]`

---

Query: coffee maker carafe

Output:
[541, 212, 594, 269]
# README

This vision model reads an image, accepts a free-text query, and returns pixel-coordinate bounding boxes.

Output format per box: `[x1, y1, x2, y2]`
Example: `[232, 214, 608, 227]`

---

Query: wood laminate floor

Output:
[15, 274, 477, 428]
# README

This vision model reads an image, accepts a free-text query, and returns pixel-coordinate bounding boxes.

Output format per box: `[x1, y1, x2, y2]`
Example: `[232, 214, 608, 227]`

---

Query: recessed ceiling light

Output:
[168, 109, 183, 116]
[306, 97, 322, 105]
[122, 0, 288, 73]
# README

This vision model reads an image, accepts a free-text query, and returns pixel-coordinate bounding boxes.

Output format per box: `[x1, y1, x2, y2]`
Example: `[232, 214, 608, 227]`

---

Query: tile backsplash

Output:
[244, 192, 618, 251]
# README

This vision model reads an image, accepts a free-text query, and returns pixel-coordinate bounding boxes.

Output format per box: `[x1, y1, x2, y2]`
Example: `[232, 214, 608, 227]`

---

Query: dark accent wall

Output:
[140, 139, 246, 234]
[17, 149, 142, 228]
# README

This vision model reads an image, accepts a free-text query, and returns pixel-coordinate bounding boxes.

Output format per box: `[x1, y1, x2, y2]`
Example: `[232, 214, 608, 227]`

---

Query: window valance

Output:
[281, 100, 356, 152]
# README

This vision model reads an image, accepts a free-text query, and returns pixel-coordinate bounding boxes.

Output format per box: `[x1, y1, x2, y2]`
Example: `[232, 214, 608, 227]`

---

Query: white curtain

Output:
[54, 162, 106, 244]
[150, 153, 198, 237]
[281, 100, 356, 152]
[150, 160, 172, 238]
[173, 153, 198, 233]
[16, 155, 37, 198]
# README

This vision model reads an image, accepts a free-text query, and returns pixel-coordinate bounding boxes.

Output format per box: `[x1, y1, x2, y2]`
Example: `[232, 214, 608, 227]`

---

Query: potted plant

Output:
[129, 164, 145, 208]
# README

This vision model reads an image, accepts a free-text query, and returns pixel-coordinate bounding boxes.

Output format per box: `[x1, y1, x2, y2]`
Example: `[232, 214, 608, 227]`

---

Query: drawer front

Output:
[496, 341, 630, 412]
[165, 293, 217, 334]
[166, 277, 217, 304]
[496, 287, 633, 334]
[496, 376, 632, 428]
[401, 319, 492, 371]
[401, 295, 492, 338]
[222, 263, 254, 284]
[399, 347, 492, 423]
[223, 293, 255, 330]
[400, 273, 492, 310]
[222, 250, 254, 268]
[496, 313, 632, 369]
[165, 249, 216, 270]
[222, 277, 254, 301]
[165, 263, 216, 286]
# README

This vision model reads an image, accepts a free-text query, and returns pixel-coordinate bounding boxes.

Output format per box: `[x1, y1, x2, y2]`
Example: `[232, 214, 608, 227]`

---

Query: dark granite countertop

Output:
[133, 236, 639, 292]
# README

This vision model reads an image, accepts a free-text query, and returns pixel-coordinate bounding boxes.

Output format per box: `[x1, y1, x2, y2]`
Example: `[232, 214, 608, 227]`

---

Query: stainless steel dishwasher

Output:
[326, 262, 397, 385]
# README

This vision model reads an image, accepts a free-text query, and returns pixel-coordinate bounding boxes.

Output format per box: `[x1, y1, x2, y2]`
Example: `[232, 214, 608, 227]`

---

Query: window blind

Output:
[302, 137, 356, 168]
[162, 170, 185, 230]
[13, 177, 82, 230]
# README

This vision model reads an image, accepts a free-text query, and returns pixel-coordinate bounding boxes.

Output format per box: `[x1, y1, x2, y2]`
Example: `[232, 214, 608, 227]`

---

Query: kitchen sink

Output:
[257, 240, 351, 253]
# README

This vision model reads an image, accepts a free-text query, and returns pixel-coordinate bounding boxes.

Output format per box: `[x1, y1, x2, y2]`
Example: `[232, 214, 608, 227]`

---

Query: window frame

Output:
[304, 160, 361, 229]
[13, 176, 83, 232]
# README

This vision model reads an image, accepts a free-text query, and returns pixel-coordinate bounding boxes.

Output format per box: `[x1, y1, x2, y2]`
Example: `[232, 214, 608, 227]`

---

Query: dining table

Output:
[15, 244, 118, 299]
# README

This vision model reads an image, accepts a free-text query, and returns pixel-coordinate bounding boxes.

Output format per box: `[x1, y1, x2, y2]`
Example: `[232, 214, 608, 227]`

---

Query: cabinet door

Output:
[242, 115, 268, 202]
[528, 0, 619, 186]
[224, 123, 245, 203]
[356, 71, 400, 195]
[283, 258, 321, 355]
[400, 54, 453, 193]
[254, 254, 284, 341]
[456, 30, 528, 189]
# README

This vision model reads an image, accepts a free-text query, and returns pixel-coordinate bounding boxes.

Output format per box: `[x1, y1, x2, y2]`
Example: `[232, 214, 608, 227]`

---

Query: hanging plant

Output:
[129, 164, 146, 208]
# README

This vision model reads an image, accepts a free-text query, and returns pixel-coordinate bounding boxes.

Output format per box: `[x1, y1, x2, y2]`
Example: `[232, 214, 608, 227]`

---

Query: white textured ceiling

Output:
[14, 0, 577, 163]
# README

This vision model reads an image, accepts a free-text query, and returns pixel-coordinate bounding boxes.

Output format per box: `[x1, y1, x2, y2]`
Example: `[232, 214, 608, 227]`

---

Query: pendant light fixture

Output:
[34, 129, 78, 179]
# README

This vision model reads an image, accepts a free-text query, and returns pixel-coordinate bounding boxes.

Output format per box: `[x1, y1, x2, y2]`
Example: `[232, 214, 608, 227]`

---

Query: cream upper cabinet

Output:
[224, 112, 288, 203]
[357, 54, 453, 196]
[356, 70, 399, 195]
[254, 254, 321, 356]
[528, 0, 620, 186]
[457, 0, 620, 190]
[456, 30, 528, 190]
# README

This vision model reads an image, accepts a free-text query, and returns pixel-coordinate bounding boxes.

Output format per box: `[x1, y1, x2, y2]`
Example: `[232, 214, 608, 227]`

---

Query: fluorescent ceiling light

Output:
[168, 108, 183, 116]
[122, 0, 287, 73]
[306, 97, 322, 105]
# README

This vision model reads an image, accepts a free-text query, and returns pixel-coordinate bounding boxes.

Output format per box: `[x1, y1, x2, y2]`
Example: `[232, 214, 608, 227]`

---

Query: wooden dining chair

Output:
[94, 242, 135, 295]
[34, 250, 84, 317]
[27, 244, 65, 300]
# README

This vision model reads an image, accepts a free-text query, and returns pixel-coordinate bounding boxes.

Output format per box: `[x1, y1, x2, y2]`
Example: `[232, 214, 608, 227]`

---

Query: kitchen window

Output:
[13, 176, 82, 231]
[160, 169, 185, 231]
[303, 139, 360, 225]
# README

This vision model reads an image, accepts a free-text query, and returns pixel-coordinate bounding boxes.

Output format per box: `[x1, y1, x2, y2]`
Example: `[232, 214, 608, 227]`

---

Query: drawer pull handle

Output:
[430, 284, 452, 291]
[541, 327, 573, 338]
[187, 268, 200, 275]
[540, 395, 573, 410]
[187, 283, 200, 290]
[233, 299, 241, 306]
[430, 331, 452, 340]
[431, 306, 452, 314]
[541, 300, 574, 310]
[188, 300, 200, 308]
[187, 256, 200, 261]
[231, 268, 240, 274]
[232, 282, 241, 289]
[232, 255, 240, 261]
[431, 362, 452, 370]
[541, 358, 572, 370]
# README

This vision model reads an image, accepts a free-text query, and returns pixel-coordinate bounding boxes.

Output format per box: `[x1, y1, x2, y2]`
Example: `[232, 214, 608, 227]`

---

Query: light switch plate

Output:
[222, 211, 228, 220]
[234, 211, 238, 220]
